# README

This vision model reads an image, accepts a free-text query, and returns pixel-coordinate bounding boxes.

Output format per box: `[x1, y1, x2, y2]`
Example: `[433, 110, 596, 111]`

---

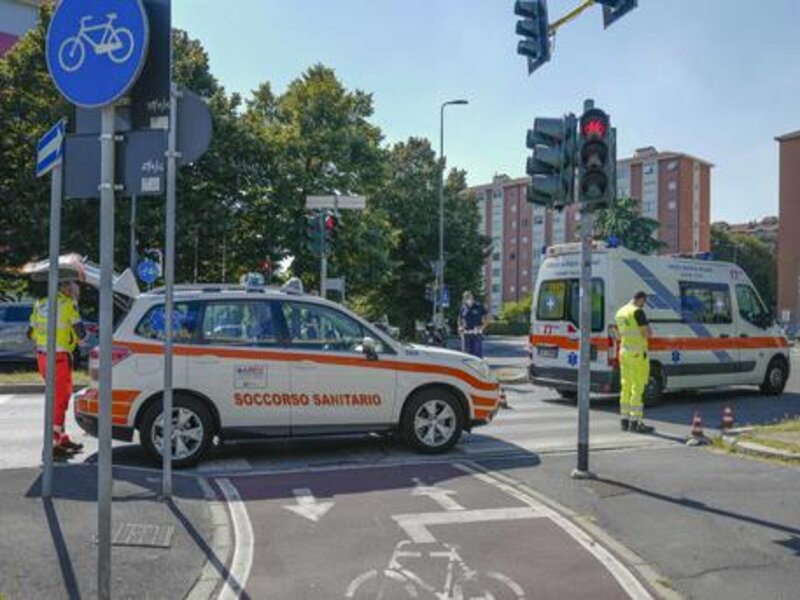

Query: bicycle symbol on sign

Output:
[58, 13, 135, 73]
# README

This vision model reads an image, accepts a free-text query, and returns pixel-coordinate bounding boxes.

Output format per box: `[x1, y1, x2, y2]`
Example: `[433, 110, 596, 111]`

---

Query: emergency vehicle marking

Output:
[76, 388, 139, 425]
[114, 341, 499, 392]
[232, 392, 382, 407]
[530, 333, 788, 353]
[567, 352, 578, 367]
[671, 350, 682, 364]
[234, 365, 267, 390]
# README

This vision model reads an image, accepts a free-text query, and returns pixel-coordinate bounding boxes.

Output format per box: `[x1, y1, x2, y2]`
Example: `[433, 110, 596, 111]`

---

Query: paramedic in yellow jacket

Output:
[615, 291, 655, 434]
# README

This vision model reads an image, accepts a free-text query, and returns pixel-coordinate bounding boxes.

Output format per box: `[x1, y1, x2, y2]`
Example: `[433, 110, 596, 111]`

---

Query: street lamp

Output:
[435, 99, 469, 329]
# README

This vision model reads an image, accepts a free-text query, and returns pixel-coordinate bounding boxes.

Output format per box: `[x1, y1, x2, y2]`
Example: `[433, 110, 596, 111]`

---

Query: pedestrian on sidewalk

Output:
[459, 291, 487, 358]
[28, 279, 86, 458]
[614, 291, 655, 434]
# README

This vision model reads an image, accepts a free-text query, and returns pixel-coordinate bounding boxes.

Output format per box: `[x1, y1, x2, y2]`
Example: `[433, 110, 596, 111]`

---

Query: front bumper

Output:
[75, 411, 135, 442]
[529, 365, 620, 394]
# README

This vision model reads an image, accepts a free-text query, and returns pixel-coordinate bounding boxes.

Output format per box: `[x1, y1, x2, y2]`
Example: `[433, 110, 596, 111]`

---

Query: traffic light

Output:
[525, 115, 577, 209]
[514, 0, 550, 74]
[595, 0, 638, 29]
[578, 108, 615, 209]
[324, 211, 339, 249]
[305, 213, 323, 254]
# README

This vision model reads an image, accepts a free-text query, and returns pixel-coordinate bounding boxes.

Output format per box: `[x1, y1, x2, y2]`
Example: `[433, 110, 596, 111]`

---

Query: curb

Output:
[185, 477, 234, 600]
[734, 440, 800, 461]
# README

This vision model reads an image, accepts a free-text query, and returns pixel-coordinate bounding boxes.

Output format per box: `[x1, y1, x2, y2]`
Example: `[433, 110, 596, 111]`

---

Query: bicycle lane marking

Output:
[216, 477, 254, 600]
[454, 462, 654, 600]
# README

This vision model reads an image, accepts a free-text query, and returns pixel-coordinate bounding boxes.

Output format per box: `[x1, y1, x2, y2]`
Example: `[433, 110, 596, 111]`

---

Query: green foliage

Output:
[498, 296, 532, 325]
[593, 197, 667, 255]
[711, 224, 776, 309]
[484, 321, 529, 336]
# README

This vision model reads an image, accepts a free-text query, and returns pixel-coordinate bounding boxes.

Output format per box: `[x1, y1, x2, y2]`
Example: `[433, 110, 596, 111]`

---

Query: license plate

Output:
[537, 346, 559, 359]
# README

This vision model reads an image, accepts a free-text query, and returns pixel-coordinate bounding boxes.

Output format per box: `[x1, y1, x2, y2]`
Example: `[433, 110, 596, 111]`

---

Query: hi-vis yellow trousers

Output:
[620, 349, 649, 422]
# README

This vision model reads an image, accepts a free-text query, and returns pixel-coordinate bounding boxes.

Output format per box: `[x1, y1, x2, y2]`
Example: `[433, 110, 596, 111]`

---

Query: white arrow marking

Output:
[393, 507, 546, 543]
[411, 478, 465, 512]
[282, 488, 334, 523]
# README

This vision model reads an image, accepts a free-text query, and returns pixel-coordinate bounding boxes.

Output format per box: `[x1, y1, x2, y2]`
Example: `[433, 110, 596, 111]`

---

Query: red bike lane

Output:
[211, 462, 652, 599]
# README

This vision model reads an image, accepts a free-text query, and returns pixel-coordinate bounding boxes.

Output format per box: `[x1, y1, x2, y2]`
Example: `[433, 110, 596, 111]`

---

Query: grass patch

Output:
[0, 368, 90, 386]
[742, 435, 800, 455]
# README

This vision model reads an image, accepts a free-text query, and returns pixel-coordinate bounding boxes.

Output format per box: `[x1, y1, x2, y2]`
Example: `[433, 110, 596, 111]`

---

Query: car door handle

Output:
[294, 360, 318, 370]
[719, 334, 730, 338]
[739, 333, 749, 338]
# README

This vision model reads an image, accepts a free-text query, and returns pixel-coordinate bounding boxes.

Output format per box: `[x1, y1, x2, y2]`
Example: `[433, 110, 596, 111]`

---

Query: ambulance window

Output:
[281, 302, 381, 354]
[135, 302, 200, 343]
[736, 285, 768, 327]
[199, 301, 284, 346]
[537, 281, 567, 320]
[568, 279, 604, 332]
[679, 282, 732, 324]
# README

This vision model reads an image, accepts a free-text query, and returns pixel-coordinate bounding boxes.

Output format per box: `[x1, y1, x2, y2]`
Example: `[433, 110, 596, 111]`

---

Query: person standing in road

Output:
[458, 291, 487, 358]
[28, 280, 86, 458]
[615, 291, 655, 433]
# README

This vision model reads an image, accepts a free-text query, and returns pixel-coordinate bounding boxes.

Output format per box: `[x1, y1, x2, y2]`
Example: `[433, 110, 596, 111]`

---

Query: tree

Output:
[711, 224, 776, 309]
[592, 197, 666, 255]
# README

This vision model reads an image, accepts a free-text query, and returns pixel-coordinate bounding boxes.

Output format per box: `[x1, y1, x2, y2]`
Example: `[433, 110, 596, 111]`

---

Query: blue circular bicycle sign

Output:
[137, 259, 160, 284]
[46, 0, 149, 108]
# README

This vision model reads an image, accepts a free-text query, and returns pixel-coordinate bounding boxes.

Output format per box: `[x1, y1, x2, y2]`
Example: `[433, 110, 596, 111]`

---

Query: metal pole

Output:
[129, 195, 137, 272]
[162, 82, 179, 499]
[549, 0, 596, 33]
[41, 161, 62, 498]
[97, 104, 116, 600]
[436, 104, 445, 328]
[573, 98, 595, 480]
[319, 210, 327, 297]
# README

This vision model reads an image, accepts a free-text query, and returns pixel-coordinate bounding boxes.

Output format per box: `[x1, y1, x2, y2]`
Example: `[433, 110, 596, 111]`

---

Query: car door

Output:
[734, 284, 772, 383]
[0, 305, 34, 360]
[280, 300, 397, 432]
[189, 299, 291, 437]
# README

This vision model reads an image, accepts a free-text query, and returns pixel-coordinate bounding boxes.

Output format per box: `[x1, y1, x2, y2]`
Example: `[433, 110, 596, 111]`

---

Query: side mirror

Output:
[362, 336, 378, 361]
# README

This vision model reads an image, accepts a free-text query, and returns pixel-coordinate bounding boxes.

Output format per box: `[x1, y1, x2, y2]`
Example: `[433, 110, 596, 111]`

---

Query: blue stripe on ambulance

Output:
[622, 258, 733, 363]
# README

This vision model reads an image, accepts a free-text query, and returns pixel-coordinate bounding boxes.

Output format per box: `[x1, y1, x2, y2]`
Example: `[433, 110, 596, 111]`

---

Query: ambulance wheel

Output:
[402, 389, 464, 453]
[760, 357, 788, 396]
[140, 395, 214, 468]
[644, 365, 664, 407]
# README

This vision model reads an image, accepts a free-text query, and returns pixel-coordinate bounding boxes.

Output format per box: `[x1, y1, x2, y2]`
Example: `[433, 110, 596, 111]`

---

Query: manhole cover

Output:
[110, 523, 174, 548]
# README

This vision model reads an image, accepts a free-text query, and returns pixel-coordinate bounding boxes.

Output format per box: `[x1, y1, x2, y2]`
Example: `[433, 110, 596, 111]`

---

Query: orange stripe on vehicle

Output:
[474, 408, 493, 420]
[115, 341, 499, 392]
[471, 395, 499, 408]
[531, 334, 788, 352]
[112, 390, 139, 405]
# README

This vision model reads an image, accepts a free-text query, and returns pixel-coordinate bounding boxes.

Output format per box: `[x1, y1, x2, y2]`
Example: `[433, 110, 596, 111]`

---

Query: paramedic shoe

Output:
[620, 418, 630, 431]
[60, 437, 84, 452]
[630, 421, 654, 434]
[53, 444, 74, 461]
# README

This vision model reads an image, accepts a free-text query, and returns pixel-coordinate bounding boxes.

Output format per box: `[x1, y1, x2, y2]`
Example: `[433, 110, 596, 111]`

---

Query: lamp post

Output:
[434, 99, 469, 329]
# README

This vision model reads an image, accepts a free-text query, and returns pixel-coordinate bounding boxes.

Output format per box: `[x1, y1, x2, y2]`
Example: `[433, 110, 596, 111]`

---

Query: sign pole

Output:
[162, 82, 179, 499]
[41, 161, 62, 498]
[130, 194, 138, 272]
[97, 104, 117, 600]
[319, 210, 327, 298]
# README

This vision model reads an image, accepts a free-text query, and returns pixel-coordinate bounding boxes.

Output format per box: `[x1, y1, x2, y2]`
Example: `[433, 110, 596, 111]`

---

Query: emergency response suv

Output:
[74, 280, 500, 467]
[530, 243, 789, 403]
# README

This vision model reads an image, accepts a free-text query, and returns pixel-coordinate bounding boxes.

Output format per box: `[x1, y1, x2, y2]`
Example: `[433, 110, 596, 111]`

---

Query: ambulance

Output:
[529, 243, 789, 404]
[71, 278, 501, 467]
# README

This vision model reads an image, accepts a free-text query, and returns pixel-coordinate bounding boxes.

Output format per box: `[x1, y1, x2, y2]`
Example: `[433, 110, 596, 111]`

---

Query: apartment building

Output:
[470, 147, 712, 313]
[0, 0, 41, 57]
[777, 130, 800, 325]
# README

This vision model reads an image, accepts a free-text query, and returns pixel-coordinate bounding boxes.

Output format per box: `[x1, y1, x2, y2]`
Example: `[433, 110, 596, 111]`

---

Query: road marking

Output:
[216, 478, 253, 600]
[393, 507, 546, 543]
[196, 458, 252, 473]
[282, 487, 334, 523]
[0, 395, 14, 406]
[411, 477, 464, 511]
[455, 463, 654, 600]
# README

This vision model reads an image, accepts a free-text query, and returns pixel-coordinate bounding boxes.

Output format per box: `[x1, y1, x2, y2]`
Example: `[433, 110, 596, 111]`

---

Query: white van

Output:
[529, 243, 789, 403]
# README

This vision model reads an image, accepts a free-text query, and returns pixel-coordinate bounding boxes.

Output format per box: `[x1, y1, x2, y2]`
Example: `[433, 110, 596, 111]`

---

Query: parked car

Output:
[0, 303, 35, 363]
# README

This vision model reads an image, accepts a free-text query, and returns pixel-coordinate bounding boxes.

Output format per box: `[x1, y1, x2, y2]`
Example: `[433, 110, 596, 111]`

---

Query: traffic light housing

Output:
[305, 213, 323, 254]
[525, 115, 576, 209]
[578, 108, 615, 209]
[324, 211, 339, 249]
[514, 0, 550, 74]
[595, 0, 638, 29]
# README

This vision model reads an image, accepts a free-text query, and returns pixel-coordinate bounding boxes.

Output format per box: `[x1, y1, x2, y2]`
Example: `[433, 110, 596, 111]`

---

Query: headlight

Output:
[463, 358, 494, 382]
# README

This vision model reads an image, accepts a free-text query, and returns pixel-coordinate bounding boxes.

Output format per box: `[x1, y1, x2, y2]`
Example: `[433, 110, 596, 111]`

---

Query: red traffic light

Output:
[582, 118, 607, 139]
[325, 214, 336, 231]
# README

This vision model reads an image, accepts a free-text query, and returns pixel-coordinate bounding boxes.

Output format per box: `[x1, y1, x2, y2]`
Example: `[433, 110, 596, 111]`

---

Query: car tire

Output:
[644, 364, 664, 407]
[140, 394, 214, 468]
[556, 389, 577, 401]
[760, 357, 788, 396]
[401, 389, 464, 454]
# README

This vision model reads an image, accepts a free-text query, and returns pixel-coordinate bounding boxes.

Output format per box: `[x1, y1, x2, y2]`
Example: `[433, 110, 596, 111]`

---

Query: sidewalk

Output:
[0, 464, 225, 600]
[486, 446, 800, 600]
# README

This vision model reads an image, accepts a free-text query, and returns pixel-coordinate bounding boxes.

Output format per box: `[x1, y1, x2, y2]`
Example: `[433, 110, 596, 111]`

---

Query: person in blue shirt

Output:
[458, 291, 487, 358]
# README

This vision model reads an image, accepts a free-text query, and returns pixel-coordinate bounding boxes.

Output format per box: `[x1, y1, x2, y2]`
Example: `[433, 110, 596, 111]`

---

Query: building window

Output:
[510, 286, 516, 294]
[492, 268, 501, 277]
[521, 236, 528, 243]
[521, 286, 528, 293]
[492, 284, 501, 294]
[522, 219, 528, 227]
[667, 161, 678, 171]
[512, 221, 517, 229]
[492, 252, 501, 261]
[668, 181, 677, 191]
[511, 204, 517, 213]
[510, 253, 516, 261]
[643, 164, 654, 175]
[522, 269, 528, 276]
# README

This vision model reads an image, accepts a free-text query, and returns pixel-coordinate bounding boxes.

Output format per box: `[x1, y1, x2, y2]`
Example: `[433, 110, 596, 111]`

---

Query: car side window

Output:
[679, 282, 732, 324]
[200, 301, 285, 346]
[281, 301, 380, 354]
[135, 302, 200, 343]
[736, 285, 768, 328]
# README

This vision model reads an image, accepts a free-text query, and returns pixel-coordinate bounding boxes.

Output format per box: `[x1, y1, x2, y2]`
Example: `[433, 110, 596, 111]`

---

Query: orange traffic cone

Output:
[720, 406, 735, 431]
[686, 411, 710, 446]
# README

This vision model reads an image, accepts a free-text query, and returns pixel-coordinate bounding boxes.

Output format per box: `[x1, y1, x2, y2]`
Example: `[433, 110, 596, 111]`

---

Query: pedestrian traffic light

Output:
[514, 0, 551, 74]
[324, 211, 339, 249]
[305, 213, 323, 254]
[595, 0, 638, 29]
[578, 108, 615, 209]
[525, 115, 577, 209]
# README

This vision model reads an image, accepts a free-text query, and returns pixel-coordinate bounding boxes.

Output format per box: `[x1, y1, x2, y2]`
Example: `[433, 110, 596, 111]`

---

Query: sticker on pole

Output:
[45, 0, 150, 108]
[36, 120, 66, 178]
[136, 259, 160, 284]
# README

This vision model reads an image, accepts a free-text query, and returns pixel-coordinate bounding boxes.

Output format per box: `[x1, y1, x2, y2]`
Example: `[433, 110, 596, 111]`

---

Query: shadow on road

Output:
[43, 497, 81, 600]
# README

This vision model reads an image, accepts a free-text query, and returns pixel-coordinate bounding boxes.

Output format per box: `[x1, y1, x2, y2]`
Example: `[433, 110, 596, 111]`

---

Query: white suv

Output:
[74, 281, 500, 467]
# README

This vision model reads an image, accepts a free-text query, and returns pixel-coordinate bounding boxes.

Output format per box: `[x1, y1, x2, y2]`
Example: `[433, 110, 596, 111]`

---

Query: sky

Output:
[172, 0, 800, 224]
